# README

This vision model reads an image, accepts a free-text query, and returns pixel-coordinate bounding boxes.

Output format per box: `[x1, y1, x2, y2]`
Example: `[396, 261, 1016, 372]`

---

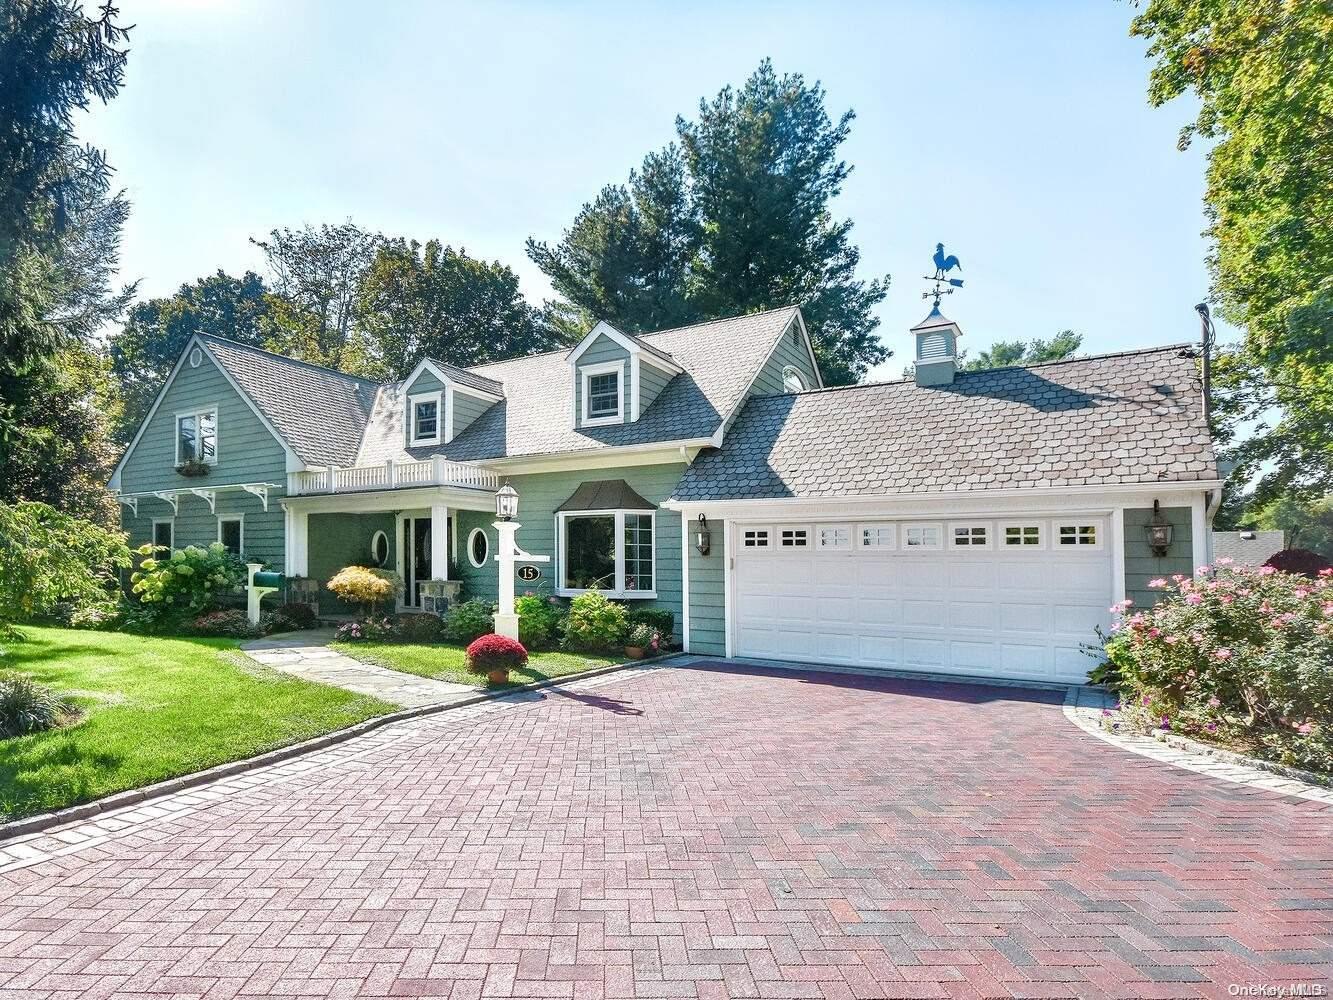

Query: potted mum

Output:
[466, 633, 528, 685]
[625, 623, 661, 660]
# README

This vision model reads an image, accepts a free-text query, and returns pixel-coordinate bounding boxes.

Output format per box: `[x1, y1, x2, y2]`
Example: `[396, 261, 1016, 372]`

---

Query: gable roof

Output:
[355, 306, 803, 465]
[671, 345, 1219, 502]
[409, 357, 505, 397]
[198, 336, 380, 468]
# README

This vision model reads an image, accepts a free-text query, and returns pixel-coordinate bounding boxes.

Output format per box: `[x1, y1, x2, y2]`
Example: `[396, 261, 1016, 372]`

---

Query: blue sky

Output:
[81, 0, 1227, 382]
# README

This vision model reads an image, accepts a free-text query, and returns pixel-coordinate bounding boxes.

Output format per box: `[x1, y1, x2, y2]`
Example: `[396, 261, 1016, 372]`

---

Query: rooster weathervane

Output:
[923, 242, 964, 309]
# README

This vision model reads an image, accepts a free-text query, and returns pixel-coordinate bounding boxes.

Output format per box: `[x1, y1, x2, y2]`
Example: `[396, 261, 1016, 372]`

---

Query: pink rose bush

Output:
[1106, 564, 1332, 774]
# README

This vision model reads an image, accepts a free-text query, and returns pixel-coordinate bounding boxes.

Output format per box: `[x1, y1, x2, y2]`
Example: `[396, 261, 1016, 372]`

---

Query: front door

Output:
[401, 515, 452, 608]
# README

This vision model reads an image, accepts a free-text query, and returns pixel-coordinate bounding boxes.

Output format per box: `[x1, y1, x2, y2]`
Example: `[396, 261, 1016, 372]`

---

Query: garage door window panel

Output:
[742, 527, 771, 549]
[859, 524, 897, 550]
[779, 527, 809, 548]
[1057, 523, 1102, 549]
[1001, 523, 1044, 549]
[816, 525, 851, 551]
[903, 524, 942, 550]
[951, 524, 990, 548]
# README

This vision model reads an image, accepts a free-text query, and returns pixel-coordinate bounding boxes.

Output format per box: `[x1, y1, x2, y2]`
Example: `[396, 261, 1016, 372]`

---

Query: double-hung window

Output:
[175, 408, 217, 465]
[410, 391, 442, 445]
[580, 362, 623, 424]
[559, 509, 654, 598]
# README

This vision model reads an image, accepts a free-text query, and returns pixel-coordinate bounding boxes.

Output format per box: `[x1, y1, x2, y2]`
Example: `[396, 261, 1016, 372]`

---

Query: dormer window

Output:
[581, 362, 623, 425]
[410, 391, 441, 446]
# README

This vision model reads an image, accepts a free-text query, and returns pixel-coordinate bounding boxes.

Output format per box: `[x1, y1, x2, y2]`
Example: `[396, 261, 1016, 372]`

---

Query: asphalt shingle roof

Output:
[355, 306, 801, 464]
[671, 345, 1219, 502]
[199, 336, 379, 467]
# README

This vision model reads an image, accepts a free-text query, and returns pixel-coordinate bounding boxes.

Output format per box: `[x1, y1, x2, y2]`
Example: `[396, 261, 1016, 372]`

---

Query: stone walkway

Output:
[242, 629, 477, 708]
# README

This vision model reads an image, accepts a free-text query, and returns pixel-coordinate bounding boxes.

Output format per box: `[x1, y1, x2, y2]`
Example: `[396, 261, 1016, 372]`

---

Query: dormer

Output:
[910, 306, 964, 386]
[402, 358, 504, 448]
[567, 321, 682, 429]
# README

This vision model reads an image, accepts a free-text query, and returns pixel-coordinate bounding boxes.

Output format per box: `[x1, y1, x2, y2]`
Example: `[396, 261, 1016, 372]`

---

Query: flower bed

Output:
[1106, 559, 1332, 774]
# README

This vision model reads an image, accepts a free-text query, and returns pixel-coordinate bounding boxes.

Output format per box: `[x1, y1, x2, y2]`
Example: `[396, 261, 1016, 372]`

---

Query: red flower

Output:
[466, 633, 529, 673]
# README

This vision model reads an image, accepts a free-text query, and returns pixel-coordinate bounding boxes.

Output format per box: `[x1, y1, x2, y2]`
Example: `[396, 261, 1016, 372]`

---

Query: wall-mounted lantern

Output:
[495, 483, 519, 521]
[1146, 499, 1173, 557]
[694, 513, 711, 556]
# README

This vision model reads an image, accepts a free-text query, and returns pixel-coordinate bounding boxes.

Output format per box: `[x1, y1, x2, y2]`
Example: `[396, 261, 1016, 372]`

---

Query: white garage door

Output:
[732, 517, 1111, 683]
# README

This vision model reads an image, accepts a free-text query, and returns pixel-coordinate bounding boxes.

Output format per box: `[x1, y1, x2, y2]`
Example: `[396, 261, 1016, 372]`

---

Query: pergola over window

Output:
[555, 480, 656, 599]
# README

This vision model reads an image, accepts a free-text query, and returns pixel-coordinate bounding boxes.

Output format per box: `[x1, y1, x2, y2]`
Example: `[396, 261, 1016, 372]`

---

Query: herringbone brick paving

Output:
[0, 662, 1329, 999]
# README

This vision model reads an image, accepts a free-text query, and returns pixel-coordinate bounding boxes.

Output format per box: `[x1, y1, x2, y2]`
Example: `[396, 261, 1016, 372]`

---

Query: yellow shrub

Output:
[326, 565, 401, 611]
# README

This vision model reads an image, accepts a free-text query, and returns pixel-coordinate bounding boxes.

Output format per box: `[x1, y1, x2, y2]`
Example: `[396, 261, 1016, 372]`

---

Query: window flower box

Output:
[175, 459, 211, 478]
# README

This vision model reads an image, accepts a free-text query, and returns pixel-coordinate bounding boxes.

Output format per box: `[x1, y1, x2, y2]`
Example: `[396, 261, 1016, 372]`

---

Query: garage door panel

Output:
[733, 518, 1109, 684]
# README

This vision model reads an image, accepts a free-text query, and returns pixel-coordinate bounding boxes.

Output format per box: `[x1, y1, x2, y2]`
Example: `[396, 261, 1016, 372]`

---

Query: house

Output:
[109, 304, 1221, 683]
[1211, 529, 1285, 567]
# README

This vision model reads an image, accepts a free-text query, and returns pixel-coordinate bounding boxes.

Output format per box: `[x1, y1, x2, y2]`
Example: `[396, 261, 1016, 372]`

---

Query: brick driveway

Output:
[1, 662, 1330, 1000]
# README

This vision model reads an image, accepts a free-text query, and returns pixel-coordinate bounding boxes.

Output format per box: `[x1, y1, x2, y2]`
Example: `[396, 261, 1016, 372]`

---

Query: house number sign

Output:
[516, 565, 542, 582]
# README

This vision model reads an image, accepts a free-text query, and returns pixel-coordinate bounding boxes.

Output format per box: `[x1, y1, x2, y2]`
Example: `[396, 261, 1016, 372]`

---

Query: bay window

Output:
[558, 509, 655, 597]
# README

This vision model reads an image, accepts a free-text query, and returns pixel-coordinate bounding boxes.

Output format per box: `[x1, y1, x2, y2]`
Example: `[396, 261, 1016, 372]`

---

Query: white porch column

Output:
[284, 506, 309, 577]
[431, 503, 449, 580]
[494, 521, 520, 639]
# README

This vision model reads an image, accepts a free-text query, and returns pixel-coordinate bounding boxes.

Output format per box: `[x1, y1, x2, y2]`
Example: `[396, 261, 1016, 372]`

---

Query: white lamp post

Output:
[492, 484, 548, 640]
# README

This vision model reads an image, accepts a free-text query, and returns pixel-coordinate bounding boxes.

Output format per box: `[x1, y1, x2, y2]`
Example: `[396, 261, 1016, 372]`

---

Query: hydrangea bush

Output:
[1109, 559, 1333, 773]
[130, 543, 246, 622]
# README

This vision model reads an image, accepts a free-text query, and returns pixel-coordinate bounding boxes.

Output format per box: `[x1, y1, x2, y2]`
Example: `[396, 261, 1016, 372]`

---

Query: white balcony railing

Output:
[289, 457, 499, 496]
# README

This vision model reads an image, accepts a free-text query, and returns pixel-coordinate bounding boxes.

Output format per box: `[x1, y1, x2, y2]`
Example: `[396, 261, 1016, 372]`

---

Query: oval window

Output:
[370, 529, 390, 567]
[189, 347, 203, 368]
[468, 527, 489, 568]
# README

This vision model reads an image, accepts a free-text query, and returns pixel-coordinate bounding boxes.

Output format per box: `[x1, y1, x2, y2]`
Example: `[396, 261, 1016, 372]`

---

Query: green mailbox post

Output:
[246, 563, 284, 624]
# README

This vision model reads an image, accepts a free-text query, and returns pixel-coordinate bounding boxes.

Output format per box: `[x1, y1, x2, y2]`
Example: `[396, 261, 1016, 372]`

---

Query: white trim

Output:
[151, 491, 179, 515]
[631, 355, 641, 421]
[661, 481, 1225, 515]
[1190, 493, 1208, 570]
[408, 390, 443, 446]
[189, 487, 217, 513]
[997, 520, 1045, 550]
[217, 513, 244, 554]
[948, 521, 991, 549]
[580, 360, 625, 426]
[777, 525, 811, 549]
[188, 347, 202, 368]
[370, 529, 390, 567]
[815, 524, 851, 550]
[723, 518, 733, 658]
[791, 310, 825, 390]
[781, 365, 808, 393]
[467, 526, 489, 569]
[279, 484, 495, 515]
[554, 508, 657, 599]
[1111, 508, 1127, 604]
[902, 523, 943, 550]
[1054, 520, 1104, 551]
[485, 439, 712, 475]
[680, 510, 690, 652]
[403, 357, 504, 401]
[444, 385, 455, 444]
[740, 526, 772, 549]
[150, 518, 174, 552]
[173, 405, 219, 467]
[708, 309, 822, 449]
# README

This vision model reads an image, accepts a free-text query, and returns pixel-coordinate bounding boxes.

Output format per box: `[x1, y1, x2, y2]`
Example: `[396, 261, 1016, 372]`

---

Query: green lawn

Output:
[331, 640, 623, 686]
[0, 626, 394, 822]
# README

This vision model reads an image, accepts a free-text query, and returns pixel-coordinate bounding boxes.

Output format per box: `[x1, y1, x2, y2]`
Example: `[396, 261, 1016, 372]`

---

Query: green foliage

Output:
[392, 612, 445, 644]
[562, 590, 628, 651]
[277, 601, 318, 630]
[444, 599, 495, 644]
[516, 593, 564, 649]
[0, 501, 129, 639]
[108, 270, 274, 440]
[626, 623, 662, 650]
[129, 542, 246, 623]
[1243, 494, 1333, 556]
[626, 607, 675, 640]
[325, 565, 401, 613]
[358, 239, 557, 380]
[0, 674, 74, 739]
[1131, 2, 1333, 503]
[191, 609, 258, 639]
[1111, 562, 1333, 773]
[958, 331, 1083, 372]
[528, 59, 890, 385]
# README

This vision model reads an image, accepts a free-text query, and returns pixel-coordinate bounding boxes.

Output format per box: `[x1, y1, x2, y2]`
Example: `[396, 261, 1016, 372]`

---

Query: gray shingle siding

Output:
[451, 391, 494, 440]
[674, 346, 1218, 501]
[750, 319, 817, 395]
[1124, 505, 1194, 608]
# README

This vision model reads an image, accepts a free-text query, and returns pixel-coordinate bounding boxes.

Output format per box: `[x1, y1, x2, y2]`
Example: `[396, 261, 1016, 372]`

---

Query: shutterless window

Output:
[468, 527, 489, 568]
[952, 525, 988, 547]
[176, 410, 216, 464]
[152, 520, 173, 552]
[780, 528, 809, 548]
[904, 525, 940, 549]
[560, 511, 653, 597]
[623, 513, 653, 592]
[1059, 524, 1098, 546]
[588, 372, 620, 418]
[1004, 525, 1042, 547]
[742, 528, 770, 548]
[413, 398, 439, 441]
[218, 516, 242, 555]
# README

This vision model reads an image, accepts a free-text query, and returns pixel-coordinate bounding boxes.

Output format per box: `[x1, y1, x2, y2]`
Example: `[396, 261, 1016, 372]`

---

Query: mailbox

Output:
[246, 563, 285, 625]
[252, 570, 284, 589]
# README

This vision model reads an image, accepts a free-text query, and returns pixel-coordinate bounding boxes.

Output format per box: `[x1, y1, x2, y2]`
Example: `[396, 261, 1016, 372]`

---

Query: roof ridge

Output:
[754, 342, 1197, 400]
[198, 333, 383, 387]
[639, 304, 799, 342]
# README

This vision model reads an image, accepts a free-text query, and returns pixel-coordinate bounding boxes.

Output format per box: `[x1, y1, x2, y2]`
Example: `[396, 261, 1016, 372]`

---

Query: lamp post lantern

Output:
[491, 484, 547, 640]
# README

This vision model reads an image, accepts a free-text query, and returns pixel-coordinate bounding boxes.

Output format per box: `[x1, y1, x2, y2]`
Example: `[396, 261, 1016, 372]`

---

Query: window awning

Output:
[557, 479, 655, 513]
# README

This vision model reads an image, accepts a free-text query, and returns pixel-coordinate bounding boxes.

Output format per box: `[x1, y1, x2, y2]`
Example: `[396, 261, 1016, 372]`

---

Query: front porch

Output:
[282, 484, 496, 616]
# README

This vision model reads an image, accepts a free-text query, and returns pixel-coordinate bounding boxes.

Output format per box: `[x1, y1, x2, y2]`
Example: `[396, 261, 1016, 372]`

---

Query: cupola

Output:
[910, 306, 963, 386]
